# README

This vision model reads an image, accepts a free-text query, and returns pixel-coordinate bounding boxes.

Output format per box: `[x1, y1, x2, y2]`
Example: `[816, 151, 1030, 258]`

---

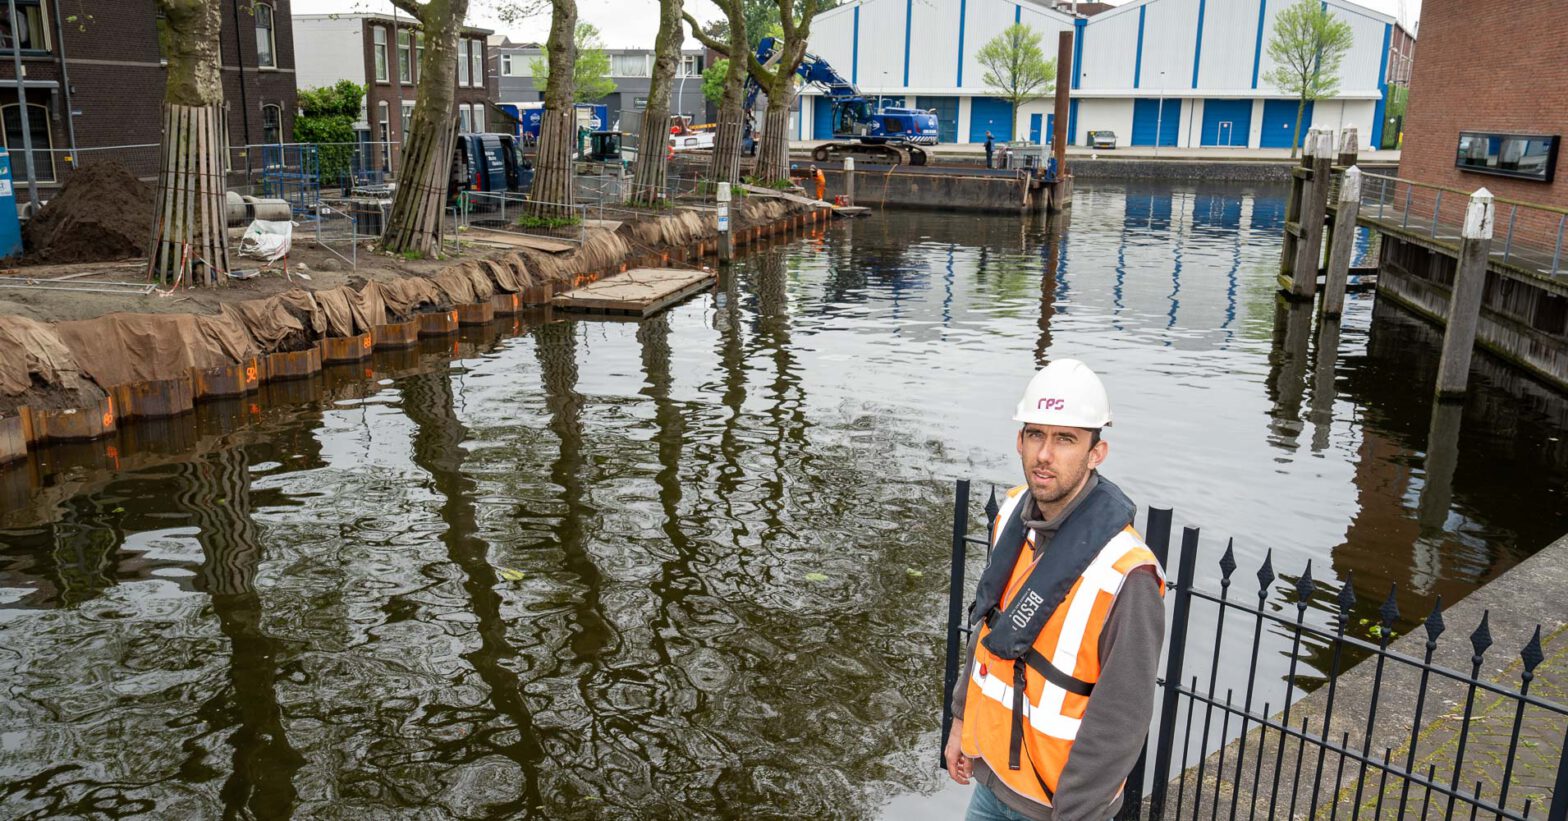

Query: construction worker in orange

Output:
[945, 359, 1167, 821]
[810, 164, 826, 201]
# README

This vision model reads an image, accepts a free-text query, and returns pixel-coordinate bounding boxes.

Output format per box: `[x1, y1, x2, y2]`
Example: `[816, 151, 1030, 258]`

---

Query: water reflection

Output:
[3, 182, 1566, 819]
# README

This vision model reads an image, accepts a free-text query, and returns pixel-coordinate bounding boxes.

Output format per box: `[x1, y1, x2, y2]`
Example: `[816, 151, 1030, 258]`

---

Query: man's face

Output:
[1016, 424, 1107, 510]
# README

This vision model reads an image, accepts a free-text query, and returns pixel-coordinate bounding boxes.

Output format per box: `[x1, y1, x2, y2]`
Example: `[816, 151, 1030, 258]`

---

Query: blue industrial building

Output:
[801, 0, 1414, 149]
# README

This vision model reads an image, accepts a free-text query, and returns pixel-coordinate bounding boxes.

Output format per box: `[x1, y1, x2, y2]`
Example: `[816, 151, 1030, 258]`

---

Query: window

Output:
[3, 102, 53, 182]
[501, 53, 531, 77]
[1456, 132, 1560, 183]
[378, 101, 390, 167]
[415, 33, 424, 82]
[397, 29, 412, 83]
[470, 40, 483, 87]
[612, 53, 648, 77]
[458, 106, 471, 133]
[261, 104, 282, 144]
[680, 54, 701, 77]
[373, 26, 388, 82]
[458, 39, 470, 86]
[472, 103, 485, 131]
[254, 3, 275, 68]
[401, 101, 414, 138]
[0, 0, 49, 53]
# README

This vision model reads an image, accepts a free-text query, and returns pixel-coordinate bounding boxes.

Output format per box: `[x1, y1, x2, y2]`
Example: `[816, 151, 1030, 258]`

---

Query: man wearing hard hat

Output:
[944, 359, 1167, 821]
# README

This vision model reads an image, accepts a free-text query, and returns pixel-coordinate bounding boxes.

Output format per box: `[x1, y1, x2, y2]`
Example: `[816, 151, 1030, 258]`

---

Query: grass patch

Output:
[515, 214, 583, 230]
[400, 250, 424, 261]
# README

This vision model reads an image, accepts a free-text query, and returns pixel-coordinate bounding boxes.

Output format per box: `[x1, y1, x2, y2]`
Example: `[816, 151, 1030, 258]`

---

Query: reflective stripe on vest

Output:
[961, 486, 1166, 808]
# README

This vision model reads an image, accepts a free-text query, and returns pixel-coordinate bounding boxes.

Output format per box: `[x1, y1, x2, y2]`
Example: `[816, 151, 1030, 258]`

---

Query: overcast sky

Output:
[292, 0, 1418, 50]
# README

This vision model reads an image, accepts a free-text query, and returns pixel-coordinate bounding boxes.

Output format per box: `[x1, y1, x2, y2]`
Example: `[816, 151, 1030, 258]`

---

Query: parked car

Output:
[1088, 130, 1117, 149]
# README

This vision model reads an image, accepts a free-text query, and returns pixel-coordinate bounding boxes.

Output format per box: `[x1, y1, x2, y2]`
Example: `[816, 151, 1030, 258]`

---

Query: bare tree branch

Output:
[684, 11, 730, 54]
[386, 0, 426, 20]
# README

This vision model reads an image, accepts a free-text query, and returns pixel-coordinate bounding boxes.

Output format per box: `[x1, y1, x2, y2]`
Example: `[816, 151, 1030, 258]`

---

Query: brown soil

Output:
[0, 237, 452, 325]
[23, 160, 155, 264]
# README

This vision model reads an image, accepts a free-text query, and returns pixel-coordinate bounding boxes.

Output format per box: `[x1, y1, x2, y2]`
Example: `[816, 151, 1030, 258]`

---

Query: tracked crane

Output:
[744, 37, 940, 166]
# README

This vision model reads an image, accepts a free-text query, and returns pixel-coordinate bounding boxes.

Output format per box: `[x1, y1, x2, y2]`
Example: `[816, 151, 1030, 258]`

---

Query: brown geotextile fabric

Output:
[0, 206, 784, 403]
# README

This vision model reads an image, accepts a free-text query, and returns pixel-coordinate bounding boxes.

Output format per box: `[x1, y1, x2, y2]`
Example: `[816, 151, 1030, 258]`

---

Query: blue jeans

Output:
[966, 781, 1037, 821]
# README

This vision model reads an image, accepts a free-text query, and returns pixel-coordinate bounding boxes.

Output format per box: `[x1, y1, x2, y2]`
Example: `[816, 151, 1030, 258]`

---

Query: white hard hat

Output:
[1012, 359, 1113, 428]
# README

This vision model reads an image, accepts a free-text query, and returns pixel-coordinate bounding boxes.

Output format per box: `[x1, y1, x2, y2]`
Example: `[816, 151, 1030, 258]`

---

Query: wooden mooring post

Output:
[1322, 165, 1362, 319]
[1284, 130, 1334, 301]
[1434, 187, 1495, 398]
[1336, 125, 1359, 168]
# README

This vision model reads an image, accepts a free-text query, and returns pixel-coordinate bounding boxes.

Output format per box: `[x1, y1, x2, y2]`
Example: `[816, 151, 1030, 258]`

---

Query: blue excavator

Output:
[745, 36, 940, 166]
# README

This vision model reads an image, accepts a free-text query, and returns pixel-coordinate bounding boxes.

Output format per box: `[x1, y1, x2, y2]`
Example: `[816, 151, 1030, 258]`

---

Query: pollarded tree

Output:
[975, 24, 1055, 142]
[149, 0, 229, 287]
[685, 0, 749, 186]
[1265, 0, 1353, 158]
[528, 23, 616, 104]
[379, 0, 473, 256]
[744, 0, 822, 185]
[528, 0, 578, 217]
[379, 0, 546, 255]
[630, 0, 684, 206]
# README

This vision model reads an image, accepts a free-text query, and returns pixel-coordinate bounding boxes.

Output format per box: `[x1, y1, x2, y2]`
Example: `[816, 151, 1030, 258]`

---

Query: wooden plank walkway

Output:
[552, 267, 717, 318]
[461, 228, 577, 254]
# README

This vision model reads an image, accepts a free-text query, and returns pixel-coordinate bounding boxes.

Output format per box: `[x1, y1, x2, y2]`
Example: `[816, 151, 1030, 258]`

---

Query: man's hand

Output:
[944, 720, 974, 785]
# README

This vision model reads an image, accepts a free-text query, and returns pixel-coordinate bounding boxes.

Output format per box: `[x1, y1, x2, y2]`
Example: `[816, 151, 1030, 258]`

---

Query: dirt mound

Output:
[23, 160, 154, 264]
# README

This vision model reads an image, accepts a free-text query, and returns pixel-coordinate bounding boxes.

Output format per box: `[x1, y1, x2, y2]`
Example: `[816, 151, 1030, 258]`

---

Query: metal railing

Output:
[457, 190, 587, 246]
[1355, 172, 1568, 278]
[942, 480, 1568, 821]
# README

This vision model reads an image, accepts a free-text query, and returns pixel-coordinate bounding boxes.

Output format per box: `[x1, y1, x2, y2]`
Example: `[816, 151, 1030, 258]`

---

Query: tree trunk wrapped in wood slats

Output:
[529, 0, 578, 218]
[754, 80, 794, 185]
[378, 0, 468, 257]
[630, 0, 683, 205]
[150, 0, 229, 287]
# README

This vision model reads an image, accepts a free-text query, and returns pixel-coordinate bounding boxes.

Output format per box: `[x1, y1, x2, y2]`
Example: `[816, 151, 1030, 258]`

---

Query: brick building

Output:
[1398, 0, 1564, 207]
[293, 13, 492, 174]
[0, 0, 296, 196]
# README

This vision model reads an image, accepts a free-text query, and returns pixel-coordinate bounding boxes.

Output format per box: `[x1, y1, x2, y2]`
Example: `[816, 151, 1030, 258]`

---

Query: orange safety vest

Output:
[961, 483, 1165, 809]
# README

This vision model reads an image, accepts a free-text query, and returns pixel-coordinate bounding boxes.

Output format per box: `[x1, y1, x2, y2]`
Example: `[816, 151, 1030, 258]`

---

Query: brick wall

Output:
[1398, 0, 1567, 209]
[0, 0, 296, 194]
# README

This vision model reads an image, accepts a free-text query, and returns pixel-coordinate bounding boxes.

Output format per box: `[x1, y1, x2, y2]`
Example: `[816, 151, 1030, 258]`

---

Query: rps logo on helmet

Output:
[1036, 397, 1067, 411]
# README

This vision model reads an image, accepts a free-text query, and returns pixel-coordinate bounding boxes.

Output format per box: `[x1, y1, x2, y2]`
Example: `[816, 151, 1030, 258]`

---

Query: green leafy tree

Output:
[1264, 0, 1354, 158]
[529, 22, 617, 103]
[701, 58, 729, 105]
[294, 80, 365, 185]
[975, 24, 1055, 141]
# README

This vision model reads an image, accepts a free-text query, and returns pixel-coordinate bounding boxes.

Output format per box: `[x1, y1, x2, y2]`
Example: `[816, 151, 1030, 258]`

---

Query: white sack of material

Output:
[239, 219, 294, 262]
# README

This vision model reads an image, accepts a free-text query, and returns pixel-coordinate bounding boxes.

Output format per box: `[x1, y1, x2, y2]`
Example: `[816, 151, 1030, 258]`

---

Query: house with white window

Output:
[293, 13, 493, 173]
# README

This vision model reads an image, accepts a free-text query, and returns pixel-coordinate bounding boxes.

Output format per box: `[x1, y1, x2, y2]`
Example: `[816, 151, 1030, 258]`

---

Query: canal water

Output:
[2, 181, 1565, 819]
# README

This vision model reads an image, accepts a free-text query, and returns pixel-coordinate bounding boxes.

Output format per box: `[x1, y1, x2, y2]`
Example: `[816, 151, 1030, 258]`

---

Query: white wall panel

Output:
[1330, 9, 1388, 96]
[858, 0, 909, 92]
[1139, 0, 1200, 93]
[1078, 7, 1139, 91]
[908, 0, 963, 89]
[960, 0, 1018, 92]
[1196, 0, 1263, 91]
[813, 6, 857, 80]
[1075, 98, 1134, 146]
[1253, 0, 1290, 93]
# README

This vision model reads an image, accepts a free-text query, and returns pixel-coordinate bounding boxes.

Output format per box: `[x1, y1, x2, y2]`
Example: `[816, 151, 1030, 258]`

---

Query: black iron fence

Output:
[942, 479, 1568, 820]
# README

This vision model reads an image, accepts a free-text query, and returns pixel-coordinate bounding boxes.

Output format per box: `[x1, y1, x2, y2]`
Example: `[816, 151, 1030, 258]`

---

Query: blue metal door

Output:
[922, 96, 959, 143]
[1201, 99, 1253, 146]
[1261, 99, 1312, 149]
[1030, 113, 1042, 143]
[969, 97, 1013, 143]
[813, 96, 835, 139]
[1131, 98, 1180, 146]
